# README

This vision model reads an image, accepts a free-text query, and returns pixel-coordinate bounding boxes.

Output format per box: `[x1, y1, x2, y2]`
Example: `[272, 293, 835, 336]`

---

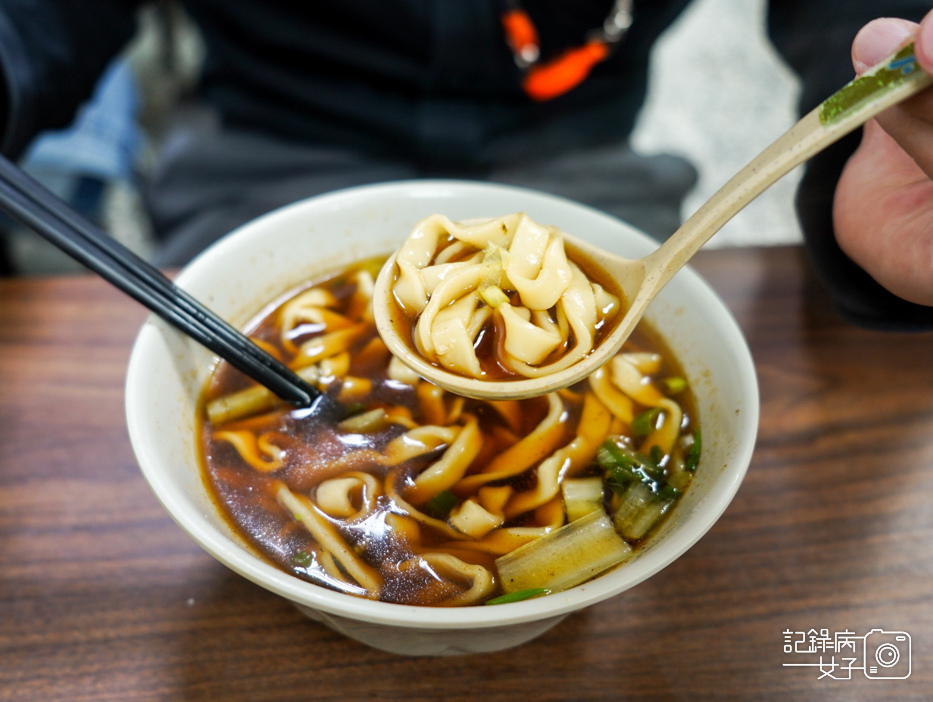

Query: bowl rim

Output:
[126, 179, 759, 630]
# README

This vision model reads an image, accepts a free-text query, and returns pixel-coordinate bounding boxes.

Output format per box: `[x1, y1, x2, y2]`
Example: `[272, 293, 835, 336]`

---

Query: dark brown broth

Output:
[199, 259, 695, 606]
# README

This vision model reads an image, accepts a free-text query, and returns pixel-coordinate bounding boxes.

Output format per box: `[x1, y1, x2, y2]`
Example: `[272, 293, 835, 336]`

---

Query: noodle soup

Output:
[200, 257, 700, 607]
[387, 213, 623, 382]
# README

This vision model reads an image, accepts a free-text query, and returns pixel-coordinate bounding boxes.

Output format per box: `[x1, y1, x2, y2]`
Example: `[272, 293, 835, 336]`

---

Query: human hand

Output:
[833, 11, 933, 306]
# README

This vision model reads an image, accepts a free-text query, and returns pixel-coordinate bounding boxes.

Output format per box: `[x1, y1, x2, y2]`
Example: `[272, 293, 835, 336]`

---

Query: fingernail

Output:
[853, 19, 916, 74]
[918, 12, 933, 69]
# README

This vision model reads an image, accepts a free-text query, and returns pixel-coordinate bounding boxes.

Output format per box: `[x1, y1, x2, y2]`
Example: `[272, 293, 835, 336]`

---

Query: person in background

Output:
[0, 1, 930, 330]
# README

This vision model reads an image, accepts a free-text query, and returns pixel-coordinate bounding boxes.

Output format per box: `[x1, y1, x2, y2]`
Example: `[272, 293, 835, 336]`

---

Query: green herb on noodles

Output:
[662, 376, 687, 394]
[485, 588, 551, 605]
[649, 445, 664, 466]
[293, 550, 313, 567]
[598, 441, 639, 493]
[597, 439, 665, 492]
[685, 429, 702, 472]
[424, 490, 458, 519]
[658, 484, 681, 500]
[344, 402, 367, 417]
[631, 407, 662, 437]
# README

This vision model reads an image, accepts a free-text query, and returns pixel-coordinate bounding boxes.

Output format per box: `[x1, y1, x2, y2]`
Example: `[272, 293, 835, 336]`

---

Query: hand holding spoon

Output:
[375, 41, 933, 400]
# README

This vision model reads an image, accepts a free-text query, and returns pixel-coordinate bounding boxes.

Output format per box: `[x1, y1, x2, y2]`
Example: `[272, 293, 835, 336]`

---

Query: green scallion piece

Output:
[599, 441, 637, 493]
[293, 551, 313, 567]
[631, 407, 662, 437]
[685, 429, 702, 472]
[599, 439, 667, 488]
[663, 376, 688, 394]
[640, 454, 665, 481]
[484, 588, 551, 605]
[424, 490, 458, 519]
[605, 465, 637, 494]
[658, 484, 681, 500]
[649, 445, 664, 466]
[345, 402, 367, 417]
[479, 285, 510, 308]
[597, 440, 636, 470]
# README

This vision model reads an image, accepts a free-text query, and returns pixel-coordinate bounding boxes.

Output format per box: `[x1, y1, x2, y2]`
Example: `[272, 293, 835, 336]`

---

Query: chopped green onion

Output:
[631, 407, 662, 437]
[598, 441, 639, 493]
[424, 490, 458, 519]
[685, 429, 702, 472]
[598, 439, 665, 490]
[293, 551, 313, 567]
[345, 401, 367, 416]
[640, 455, 665, 481]
[604, 471, 630, 495]
[604, 466, 636, 495]
[649, 445, 664, 466]
[484, 588, 551, 605]
[597, 440, 636, 470]
[612, 482, 672, 540]
[663, 376, 688, 394]
[479, 285, 510, 308]
[657, 484, 681, 500]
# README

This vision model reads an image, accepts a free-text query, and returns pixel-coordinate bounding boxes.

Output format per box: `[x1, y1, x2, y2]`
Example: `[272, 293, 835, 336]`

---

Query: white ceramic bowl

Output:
[125, 180, 758, 656]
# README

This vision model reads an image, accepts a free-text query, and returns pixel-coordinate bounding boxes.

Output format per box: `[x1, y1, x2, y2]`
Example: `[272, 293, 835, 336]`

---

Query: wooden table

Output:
[2, 246, 932, 701]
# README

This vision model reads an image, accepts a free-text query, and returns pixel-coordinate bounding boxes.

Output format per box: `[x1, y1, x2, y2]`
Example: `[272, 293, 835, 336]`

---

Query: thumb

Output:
[852, 18, 917, 74]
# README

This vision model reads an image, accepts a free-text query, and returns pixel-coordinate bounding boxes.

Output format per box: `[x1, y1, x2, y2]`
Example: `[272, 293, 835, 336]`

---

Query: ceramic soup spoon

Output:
[374, 41, 932, 400]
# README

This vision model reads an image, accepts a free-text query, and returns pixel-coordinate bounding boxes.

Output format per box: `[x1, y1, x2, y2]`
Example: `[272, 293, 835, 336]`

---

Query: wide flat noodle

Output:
[275, 483, 383, 597]
[391, 213, 619, 379]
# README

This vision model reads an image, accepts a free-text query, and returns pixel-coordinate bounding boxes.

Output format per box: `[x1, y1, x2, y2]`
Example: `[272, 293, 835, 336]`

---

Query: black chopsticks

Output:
[0, 153, 325, 409]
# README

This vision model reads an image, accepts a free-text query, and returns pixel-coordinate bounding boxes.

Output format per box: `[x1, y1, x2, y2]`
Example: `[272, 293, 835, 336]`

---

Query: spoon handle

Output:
[645, 41, 933, 289]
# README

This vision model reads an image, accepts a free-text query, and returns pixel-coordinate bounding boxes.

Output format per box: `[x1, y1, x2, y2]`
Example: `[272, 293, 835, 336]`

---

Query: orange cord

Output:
[501, 9, 540, 59]
[522, 41, 609, 101]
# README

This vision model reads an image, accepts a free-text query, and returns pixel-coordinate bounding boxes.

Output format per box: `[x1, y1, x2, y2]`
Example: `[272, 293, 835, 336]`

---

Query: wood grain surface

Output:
[1, 246, 931, 701]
